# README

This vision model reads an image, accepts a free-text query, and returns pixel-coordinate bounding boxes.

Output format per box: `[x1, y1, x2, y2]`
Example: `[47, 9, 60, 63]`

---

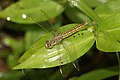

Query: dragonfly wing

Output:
[62, 39, 80, 71]
[58, 39, 80, 77]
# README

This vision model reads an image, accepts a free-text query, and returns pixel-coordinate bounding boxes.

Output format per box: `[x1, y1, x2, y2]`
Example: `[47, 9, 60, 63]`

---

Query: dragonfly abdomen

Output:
[62, 22, 87, 39]
[45, 22, 88, 49]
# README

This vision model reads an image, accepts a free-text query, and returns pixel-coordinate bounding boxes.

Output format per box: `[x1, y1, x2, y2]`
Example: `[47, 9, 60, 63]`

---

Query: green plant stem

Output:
[116, 52, 120, 80]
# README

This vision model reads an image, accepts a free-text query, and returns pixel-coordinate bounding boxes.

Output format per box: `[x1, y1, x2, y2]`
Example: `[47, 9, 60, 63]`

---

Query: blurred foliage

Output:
[0, 0, 119, 80]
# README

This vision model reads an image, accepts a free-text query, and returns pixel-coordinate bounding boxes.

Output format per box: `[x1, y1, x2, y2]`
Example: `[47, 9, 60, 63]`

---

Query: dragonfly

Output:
[45, 22, 88, 49]
[21, 10, 88, 76]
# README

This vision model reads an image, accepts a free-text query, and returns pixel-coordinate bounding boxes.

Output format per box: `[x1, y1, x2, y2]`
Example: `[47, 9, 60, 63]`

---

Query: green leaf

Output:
[96, 12, 120, 52]
[68, 0, 101, 24]
[94, 0, 120, 19]
[96, 31, 120, 52]
[13, 24, 95, 69]
[97, 13, 120, 41]
[69, 66, 119, 80]
[0, 0, 64, 23]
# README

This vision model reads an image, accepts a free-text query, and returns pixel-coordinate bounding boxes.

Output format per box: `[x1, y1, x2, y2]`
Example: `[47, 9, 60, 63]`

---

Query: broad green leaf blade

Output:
[68, 0, 101, 24]
[0, 0, 64, 23]
[97, 13, 120, 41]
[96, 31, 120, 52]
[94, 0, 120, 19]
[13, 24, 95, 69]
[70, 66, 119, 80]
[96, 12, 120, 52]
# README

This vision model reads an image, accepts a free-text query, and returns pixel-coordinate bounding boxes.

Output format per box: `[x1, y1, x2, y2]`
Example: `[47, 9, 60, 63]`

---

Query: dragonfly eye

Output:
[45, 40, 52, 49]
[45, 41, 50, 48]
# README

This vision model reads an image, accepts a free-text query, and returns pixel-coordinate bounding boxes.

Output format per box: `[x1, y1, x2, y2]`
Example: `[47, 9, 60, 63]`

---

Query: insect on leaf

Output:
[13, 24, 95, 69]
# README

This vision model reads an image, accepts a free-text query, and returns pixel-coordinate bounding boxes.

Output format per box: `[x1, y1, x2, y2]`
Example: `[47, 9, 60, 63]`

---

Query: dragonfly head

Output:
[45, 40, 53, 49]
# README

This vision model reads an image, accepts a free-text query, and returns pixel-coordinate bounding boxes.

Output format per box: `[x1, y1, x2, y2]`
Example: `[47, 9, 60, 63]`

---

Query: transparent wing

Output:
[62, 38, 80, 70]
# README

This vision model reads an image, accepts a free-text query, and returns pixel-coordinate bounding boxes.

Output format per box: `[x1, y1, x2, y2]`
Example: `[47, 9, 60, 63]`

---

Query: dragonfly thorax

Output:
[45, 34, 63, 49]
